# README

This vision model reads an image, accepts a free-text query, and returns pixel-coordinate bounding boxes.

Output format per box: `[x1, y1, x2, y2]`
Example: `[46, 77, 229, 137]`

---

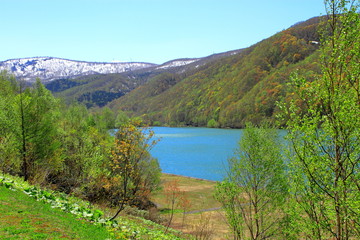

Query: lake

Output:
[149, 127, 243, 181]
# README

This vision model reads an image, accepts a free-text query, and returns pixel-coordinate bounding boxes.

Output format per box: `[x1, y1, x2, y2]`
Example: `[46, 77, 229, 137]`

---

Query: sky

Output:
[1, 0, 326, 64]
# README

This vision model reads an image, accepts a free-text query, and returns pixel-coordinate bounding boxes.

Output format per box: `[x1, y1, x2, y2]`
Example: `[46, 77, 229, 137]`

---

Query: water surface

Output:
[150, 127, 243, 181]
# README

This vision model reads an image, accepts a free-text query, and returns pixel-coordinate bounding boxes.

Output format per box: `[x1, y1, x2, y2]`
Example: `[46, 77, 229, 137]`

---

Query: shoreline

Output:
[161, 172, 218, 183]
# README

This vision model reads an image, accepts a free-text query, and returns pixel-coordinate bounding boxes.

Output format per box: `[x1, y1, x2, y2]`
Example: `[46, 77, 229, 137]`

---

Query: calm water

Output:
[149, 127, 243, 181]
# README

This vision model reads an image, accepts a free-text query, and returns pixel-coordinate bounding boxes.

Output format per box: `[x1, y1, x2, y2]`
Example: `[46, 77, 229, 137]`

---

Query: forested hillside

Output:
[46, 73, 148, 108]
[108, 17, 322, 128]
[46, 51, 242, 109]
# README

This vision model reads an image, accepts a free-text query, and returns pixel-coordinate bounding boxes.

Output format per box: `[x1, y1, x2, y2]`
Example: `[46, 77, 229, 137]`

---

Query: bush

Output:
[206, 119, 219, 128]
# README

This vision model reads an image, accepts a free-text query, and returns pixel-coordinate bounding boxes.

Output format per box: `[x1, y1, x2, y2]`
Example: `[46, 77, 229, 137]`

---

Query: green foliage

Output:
[78, 90, 124, 108]
[0, 75, 66, 182]
[52, 103, 112, 194]
[50, 73, 147, 108]
[109, 17, 321, 128]
[0, 73, 161, 222]
[279, 1, 360, 238]
[207, 118, 219, 128]
[0, 77, 63, 182]
[45, 78, 84, 92]
[215, 124, 288, 239]
[115, 109, 130, 127]
[91, 106, 117, 131]
[0, 73, 20, 173]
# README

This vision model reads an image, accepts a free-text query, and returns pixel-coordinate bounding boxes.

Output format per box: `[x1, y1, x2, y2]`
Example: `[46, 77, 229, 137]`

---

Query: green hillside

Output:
[0, 174, 188, 240]
[0, 186, 112, 239]
[47, 73, 148, 108]
[108, 17, 322, 128]
[46, 53, 241, 109]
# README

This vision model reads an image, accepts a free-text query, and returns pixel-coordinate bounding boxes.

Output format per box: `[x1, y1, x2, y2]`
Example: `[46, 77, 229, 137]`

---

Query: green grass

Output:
[0, 186, 112, 240]
[0, 174, 189, 240]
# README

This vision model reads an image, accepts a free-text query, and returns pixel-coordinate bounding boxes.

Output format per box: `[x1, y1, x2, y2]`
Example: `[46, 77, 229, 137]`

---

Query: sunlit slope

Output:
[108, 17, 321, 128]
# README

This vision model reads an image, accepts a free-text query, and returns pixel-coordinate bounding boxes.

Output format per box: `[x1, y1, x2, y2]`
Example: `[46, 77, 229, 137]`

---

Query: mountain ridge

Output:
[0, 57, 157, 82]
[41, 49, 245, 108]
[0, 50, 243, 83]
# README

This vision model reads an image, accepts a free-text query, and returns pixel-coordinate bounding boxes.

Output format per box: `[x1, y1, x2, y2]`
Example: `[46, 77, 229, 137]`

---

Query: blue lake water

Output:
[149, 127, 243, 181]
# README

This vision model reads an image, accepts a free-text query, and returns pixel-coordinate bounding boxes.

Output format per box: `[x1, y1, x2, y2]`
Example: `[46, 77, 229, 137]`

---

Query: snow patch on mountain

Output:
[156, 59, 200, 70]
[0, 57, 157, 82]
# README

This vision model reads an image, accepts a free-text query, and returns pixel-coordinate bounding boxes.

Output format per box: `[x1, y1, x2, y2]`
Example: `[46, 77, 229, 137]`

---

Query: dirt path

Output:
[184, 207, 222, 214]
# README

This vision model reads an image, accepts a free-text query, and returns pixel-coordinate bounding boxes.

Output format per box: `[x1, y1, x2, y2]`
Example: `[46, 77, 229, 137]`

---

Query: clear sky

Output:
[1, 0, 326, 64]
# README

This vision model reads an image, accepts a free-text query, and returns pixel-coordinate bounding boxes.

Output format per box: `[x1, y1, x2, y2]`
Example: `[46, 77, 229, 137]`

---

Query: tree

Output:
[207, 118, 219, 128]
[115, 110, 129, 127]
[53, 103, 112, 193]
[104, 120, 160, 220]
[0, 75, 63, 183]
[91, 107, 117, 132]
[15, 79, 62, 182]
[280, 1, 360, 238]
[164, 179, 182, 233]
[179, 190, 191, 228]
[215, 124, 287, 239]
[0, 72, 20, 174]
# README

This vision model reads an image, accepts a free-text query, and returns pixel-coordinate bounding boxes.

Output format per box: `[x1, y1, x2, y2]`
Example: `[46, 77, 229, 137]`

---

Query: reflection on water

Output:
[153, 133, 194, 138]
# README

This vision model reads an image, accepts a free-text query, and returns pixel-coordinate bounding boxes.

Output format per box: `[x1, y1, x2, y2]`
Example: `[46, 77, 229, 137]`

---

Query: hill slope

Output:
[0, 174, 188, 239]
[0, 57, 156, 82]
[47, 50, 243, 108]
[48, 73, 144, 107]
[0, 185, 112, 239]
[108, 17, 322, 128]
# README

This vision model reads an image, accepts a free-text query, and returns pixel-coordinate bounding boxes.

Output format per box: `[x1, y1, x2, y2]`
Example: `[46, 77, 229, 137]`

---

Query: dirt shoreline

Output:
[161, 172, 218, 183]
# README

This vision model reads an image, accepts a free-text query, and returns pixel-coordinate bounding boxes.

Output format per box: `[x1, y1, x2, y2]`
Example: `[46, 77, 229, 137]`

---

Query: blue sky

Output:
[1, 0, 326, 64]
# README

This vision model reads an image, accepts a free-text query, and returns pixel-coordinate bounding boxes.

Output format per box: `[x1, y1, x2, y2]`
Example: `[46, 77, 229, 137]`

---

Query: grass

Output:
[0, 186, 112, 240]
[0, 174, 189, 240]
[152, 174, 220, 211]
[151, 174, 230, 240]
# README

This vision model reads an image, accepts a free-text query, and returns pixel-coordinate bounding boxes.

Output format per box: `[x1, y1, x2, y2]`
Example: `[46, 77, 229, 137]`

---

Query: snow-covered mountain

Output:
[0, 57, 157, 82]
[155, 58, 200, 70]
[0, 51, 241, 83]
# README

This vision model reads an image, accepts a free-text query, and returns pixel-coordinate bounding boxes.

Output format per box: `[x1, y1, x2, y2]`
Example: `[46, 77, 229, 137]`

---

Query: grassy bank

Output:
[0, 186, 112, 239]
[0, 174, 189, 240]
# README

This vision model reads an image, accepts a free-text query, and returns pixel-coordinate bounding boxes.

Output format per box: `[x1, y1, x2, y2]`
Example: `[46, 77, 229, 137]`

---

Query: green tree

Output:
[280, 1, 360, 238]
[215, 124, 287, 239]
[0, 75, 63, 183]
[16, 79, 62, 182]
[0, 72, 20, 173]
[115, 110, 129, 127]
[0, 74, 119, 202]
[207, 118, 219, 128]
[54, 103, 111, 193]
[91, 107, 116, 132]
